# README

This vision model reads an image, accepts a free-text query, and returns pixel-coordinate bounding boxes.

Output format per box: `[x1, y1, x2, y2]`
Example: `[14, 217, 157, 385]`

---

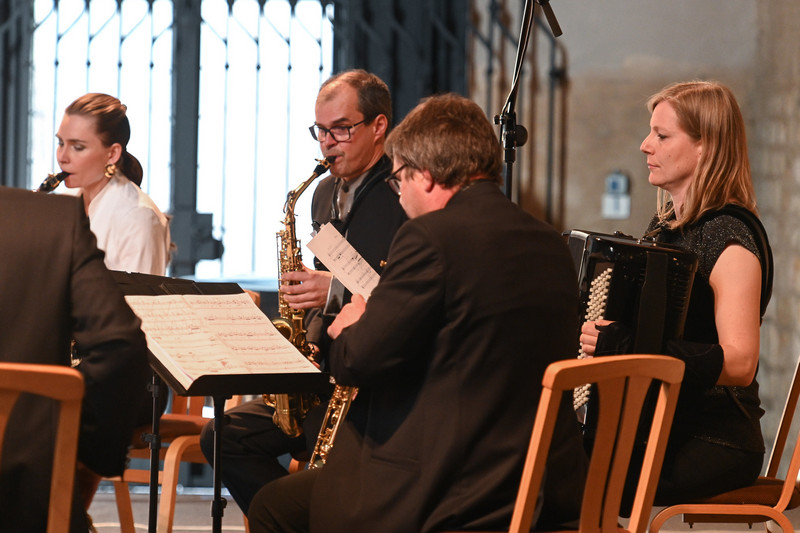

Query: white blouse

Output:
[87, 174, 171, 275]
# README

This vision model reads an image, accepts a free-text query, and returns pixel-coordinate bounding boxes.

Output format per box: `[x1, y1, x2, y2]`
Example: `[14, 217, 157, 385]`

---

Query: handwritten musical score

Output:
[307, 222, 379, 299]
[125, 293, 319, 392]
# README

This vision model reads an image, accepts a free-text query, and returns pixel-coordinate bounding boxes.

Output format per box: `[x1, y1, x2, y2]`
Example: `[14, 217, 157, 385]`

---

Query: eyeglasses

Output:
[309, 119, 366, 142]
[385, 164, 408, 196]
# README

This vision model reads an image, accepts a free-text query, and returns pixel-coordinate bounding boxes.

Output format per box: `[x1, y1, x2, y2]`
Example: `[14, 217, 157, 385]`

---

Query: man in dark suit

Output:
[248, 94, 587, 532]
[198, 69, 407, 515]
[289, 68, 408, 358]
[0, 186, 149, 531]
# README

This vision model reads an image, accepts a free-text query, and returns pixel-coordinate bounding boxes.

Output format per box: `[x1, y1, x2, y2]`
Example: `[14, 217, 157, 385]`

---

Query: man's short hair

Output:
[319, 69, 392, 128]
[386, 93, 502, 188]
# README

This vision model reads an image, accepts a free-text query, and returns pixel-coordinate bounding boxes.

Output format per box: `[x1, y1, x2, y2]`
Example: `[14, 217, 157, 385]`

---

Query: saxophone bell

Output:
[35, 171, 69, 193]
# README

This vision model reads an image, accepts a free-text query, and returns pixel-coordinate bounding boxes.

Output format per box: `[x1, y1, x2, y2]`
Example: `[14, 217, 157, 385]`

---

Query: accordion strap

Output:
[634, 251, 669, 353]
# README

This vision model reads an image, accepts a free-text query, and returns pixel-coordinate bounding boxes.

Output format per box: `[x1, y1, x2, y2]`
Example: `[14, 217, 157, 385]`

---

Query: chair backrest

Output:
[508, 354, 684, 533]
[761, 353, 800, 513]
[168, 394, 242, 417]
[169, 393, 206, 416]
[0, 362, 84, 533]
[765, 353, 800, 478]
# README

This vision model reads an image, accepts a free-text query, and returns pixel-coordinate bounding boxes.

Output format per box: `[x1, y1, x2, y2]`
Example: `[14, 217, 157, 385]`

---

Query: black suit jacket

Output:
[0, 187, 149, 532]
[305, 155, 407, 352]
[311, 181, 587, 532]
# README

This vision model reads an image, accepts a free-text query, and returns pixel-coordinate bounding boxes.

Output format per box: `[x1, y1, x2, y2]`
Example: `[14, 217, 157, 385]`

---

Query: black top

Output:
[646, 206, 768, 453]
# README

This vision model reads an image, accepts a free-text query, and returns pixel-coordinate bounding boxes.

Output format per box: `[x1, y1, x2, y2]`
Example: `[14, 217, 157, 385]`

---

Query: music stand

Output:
[114, 271, 330, 533]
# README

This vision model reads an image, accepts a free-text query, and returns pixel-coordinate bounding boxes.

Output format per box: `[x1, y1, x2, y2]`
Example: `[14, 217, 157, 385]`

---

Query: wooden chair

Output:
[110, 393, 209, 533]
[0, 362, 84, 533]
[445, 354, 684, 533]
[649, 353, 800, 533]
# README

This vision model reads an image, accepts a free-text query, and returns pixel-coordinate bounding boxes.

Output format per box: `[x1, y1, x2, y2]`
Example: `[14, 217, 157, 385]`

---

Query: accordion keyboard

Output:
[574, 267, 612, 415]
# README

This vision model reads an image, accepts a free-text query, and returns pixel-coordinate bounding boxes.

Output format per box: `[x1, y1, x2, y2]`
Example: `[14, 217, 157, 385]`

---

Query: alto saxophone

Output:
[35, 171, 68, 193]
[265, 157, 332, 437]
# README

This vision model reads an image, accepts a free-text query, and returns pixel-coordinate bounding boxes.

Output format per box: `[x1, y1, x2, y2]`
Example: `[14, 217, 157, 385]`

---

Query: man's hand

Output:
[280, 266, 332, 309]
[327, 295, 367, 339]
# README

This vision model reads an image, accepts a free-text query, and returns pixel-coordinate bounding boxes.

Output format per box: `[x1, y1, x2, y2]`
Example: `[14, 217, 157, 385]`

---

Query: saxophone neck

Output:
[283, 157, 333, 213]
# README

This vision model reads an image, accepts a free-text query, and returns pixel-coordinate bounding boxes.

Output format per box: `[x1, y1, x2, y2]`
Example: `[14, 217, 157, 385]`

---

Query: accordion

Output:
[566, 230, 698, 423]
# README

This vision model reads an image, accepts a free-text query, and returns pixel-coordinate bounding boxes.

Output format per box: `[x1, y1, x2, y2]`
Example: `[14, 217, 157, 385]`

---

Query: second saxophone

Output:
[309, 381, 356, 468]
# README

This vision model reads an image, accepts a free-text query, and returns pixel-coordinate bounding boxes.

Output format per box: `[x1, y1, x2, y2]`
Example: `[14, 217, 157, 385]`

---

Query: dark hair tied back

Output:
[65, 93, 144, 187]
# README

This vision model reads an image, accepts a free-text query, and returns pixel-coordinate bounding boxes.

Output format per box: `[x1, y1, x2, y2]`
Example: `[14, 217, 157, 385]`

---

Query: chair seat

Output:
[129, 414, 208, 449]
[650, 353, 800, 533]
[678, 476, 800, 508]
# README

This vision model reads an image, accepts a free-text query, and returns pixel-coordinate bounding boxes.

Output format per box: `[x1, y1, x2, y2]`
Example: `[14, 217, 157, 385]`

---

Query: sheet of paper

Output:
[125, 293, 318, 390]
[307, 222, 380, 298]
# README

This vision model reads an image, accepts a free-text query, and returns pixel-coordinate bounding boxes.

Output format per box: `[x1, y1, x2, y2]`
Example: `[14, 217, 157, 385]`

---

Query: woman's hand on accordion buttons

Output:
[595, 321, 633, 356]
[581, 320, 633, 356]
[580, 319, 613, 356]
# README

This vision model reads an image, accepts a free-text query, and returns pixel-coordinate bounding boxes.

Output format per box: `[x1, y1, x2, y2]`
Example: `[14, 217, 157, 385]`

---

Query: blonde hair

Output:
[647, 81, 757, 228]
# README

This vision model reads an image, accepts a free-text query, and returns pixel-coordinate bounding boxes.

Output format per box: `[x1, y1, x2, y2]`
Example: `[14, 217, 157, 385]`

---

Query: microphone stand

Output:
[495, 0, 562, 199]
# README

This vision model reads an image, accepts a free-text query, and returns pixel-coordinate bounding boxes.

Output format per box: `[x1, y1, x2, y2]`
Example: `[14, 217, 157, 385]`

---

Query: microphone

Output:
[536, 0, 563, 37]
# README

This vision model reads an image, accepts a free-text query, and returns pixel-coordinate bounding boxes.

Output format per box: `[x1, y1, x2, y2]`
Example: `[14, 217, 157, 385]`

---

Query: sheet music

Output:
[307, 222, 380, 298]
[125, 293, 318, 391]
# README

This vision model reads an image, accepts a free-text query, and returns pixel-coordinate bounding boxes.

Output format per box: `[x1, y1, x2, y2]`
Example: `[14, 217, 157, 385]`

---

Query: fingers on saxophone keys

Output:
[282, 271, 305, 283]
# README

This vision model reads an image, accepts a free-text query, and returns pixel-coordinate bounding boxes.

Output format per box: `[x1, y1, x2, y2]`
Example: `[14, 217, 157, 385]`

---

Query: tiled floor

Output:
[89, 487, 248, 532]
[87, 485, 800, 532]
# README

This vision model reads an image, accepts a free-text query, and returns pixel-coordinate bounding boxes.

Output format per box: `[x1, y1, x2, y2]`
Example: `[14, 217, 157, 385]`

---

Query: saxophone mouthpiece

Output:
[35, 171, 69, 193]
[314, 156, 334, 176]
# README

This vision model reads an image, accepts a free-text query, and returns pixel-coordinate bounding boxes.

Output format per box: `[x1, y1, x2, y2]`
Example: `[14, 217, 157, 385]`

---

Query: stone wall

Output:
[749, 1, 800, 451]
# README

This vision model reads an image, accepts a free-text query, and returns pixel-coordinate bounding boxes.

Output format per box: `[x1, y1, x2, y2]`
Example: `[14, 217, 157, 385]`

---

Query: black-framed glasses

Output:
[309, 119, 366, 142]
[385, 164, 408, 196]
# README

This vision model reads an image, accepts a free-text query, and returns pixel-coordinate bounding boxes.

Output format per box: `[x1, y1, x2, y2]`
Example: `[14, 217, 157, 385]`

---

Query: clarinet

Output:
[35, 172, 69, 193]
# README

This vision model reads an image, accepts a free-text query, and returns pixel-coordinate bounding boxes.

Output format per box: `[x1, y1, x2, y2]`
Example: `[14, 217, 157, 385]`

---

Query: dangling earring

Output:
[104, 163, 117, 179]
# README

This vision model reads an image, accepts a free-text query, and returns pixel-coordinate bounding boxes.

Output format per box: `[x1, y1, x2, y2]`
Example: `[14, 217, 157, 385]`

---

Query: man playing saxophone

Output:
[247, 94, 588, 533]
[198, 69, 406, 516]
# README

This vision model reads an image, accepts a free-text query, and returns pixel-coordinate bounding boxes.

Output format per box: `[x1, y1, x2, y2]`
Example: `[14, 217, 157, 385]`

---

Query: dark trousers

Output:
[620, 436, 764, 516]
[248, 467, 319, 533]
[652, 438, 763, 504]
[199, 399, 325, 515]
